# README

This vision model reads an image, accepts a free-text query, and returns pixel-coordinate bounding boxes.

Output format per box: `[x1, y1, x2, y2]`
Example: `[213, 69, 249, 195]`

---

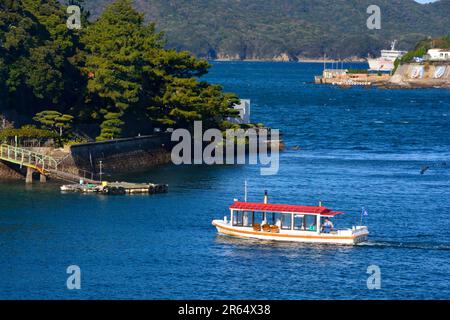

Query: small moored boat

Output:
[212, 192, 368, 245]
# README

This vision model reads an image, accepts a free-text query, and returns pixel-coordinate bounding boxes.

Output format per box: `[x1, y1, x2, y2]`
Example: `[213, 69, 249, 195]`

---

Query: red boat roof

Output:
[229, 201, 343, 217]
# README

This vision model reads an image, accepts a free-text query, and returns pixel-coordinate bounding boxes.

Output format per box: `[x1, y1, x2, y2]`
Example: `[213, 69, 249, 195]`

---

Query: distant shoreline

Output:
[299, 58, 367, 63]
[211, 58, 367, 63]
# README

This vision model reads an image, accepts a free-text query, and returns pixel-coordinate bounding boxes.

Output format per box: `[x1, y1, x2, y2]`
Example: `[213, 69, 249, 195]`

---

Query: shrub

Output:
[0, 125, 59, 146]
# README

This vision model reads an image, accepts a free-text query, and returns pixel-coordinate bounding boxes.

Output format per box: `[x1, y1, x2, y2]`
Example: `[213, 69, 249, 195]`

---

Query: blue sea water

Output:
[1, 62, 450, 299]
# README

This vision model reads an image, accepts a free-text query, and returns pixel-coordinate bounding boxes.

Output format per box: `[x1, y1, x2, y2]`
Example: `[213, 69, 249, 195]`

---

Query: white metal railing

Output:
[0, 144, 58, 172]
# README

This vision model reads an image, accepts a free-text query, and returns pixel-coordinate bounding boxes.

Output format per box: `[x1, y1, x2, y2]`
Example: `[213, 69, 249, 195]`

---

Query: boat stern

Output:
[351, 226, 369, 244]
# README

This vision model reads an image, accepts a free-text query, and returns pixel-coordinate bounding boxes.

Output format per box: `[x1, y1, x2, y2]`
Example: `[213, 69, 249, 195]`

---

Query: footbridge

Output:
[0, 143, 98, 183]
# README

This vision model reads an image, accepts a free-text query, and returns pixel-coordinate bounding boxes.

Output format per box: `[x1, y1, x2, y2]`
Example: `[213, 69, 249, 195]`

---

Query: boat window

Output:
[320, 217, 335, 233]
[260, 212, 274, 224]
[305, 215, 317, 231]
[272, 213, 282, 228]
[293, 215, 304, 230]
[265, 212, 276, 225]
[281, 213, 292, 230]
[253, 212, 264, 225]
[232, 211, 244, 226]
[243, 211, 252, 227]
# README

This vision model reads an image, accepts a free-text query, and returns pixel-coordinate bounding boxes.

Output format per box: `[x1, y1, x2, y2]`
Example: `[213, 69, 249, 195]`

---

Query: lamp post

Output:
[99, 160, 103, 182]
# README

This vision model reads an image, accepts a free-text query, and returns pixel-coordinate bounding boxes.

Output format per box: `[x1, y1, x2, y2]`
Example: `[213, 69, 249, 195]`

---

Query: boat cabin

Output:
[227, 201, 343, 234]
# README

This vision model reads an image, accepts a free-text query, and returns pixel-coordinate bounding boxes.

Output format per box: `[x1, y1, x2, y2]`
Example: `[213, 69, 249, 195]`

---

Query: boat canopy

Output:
[229, 201, 343, 217]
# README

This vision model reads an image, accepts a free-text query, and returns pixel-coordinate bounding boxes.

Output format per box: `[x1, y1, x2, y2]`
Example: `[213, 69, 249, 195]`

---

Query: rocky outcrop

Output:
[215, 52, 295, 62]
[0, 161, 24, 180]
[215, 53, 243, 61]
[272, 53, 292, 62]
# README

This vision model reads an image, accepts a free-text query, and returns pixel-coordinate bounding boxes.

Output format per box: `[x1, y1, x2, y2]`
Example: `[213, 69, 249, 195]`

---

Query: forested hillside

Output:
[79, 0, 450, 60]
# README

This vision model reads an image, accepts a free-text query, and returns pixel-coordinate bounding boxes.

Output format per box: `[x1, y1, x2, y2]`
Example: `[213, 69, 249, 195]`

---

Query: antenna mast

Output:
[244, 180, 248, 202]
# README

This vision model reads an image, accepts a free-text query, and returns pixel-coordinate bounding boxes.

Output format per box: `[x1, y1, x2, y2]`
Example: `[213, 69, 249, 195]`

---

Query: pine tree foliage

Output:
[0, 0, 240, 141]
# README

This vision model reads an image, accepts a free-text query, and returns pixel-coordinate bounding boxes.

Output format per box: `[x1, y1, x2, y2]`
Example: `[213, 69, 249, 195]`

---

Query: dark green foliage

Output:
[98, 112, 124, 140]
[33, 110, 74, 137]
[399, 48, 428, 64]
[81, 0, 450, 60]
[154, 78, 240, 130]
[0, 0, 240, 141]
[0, 0, 83, 115]
[0, 125, 58, 142]
[413, 37, 450, 51]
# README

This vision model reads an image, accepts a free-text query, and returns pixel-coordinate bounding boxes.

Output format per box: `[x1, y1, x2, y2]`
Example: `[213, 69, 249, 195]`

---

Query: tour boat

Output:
[212, 192, 369, 245]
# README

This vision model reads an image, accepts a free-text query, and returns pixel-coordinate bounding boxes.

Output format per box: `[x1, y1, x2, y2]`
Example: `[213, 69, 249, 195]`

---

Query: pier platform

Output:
[314, 69, 390, 86]
[61, 181, 168, 195]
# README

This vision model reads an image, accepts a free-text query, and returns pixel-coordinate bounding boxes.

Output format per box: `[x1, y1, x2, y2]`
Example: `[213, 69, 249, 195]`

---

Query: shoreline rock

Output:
[0, 161, 25, 180]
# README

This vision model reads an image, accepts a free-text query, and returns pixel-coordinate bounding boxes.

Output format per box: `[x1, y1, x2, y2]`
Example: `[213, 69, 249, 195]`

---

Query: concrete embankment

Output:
[386, 62, 450, 88]
[70, 131, 283, 175]
[70, 134, 173, 175]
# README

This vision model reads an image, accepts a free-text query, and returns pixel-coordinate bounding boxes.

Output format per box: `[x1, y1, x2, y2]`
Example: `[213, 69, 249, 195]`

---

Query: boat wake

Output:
[359, 240, 450, 251]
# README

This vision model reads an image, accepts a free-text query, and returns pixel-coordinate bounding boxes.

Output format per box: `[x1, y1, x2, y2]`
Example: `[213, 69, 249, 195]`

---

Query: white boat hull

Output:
[212, 220, 368, 245]
[368, 58, 394, 72]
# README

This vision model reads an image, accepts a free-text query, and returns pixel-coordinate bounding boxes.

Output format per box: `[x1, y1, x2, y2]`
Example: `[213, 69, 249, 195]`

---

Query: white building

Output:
[323, 69, 347, 79]
[230, 99, 251, 124]
[427, 49, 450, 61]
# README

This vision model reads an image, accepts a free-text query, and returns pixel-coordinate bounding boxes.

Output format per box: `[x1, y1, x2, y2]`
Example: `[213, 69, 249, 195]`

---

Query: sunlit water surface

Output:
[1, 62, 449, 299]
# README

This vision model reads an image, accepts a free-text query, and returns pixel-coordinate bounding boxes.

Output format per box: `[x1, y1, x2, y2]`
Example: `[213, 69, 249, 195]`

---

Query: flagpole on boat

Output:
[244, 179, 248, 202]
[360, 207, 363, 226]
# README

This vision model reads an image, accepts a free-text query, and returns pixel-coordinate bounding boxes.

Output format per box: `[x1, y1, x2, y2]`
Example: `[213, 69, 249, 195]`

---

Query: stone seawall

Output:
[389, 62, 450, 88]
[70, 134, 174, 174]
